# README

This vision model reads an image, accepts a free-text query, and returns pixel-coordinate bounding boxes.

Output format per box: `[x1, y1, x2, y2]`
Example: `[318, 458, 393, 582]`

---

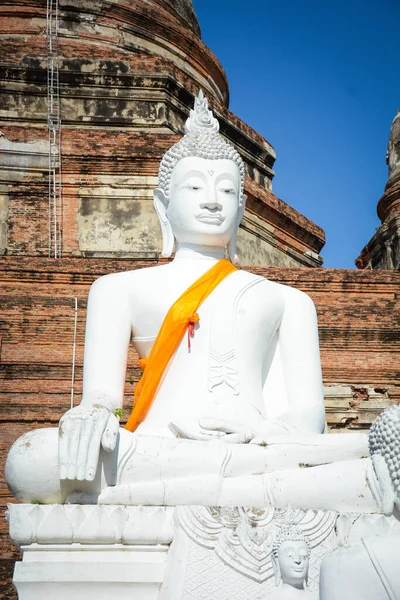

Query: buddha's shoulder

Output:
[89, 263, 170, 294]
[239, 269, 314, 305]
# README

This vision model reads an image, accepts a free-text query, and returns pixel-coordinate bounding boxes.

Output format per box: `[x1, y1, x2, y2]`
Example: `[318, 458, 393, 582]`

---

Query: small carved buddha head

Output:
[369, 404, 400, 517]
[154, 90, 246, 263]
[272, 524, 310, 589]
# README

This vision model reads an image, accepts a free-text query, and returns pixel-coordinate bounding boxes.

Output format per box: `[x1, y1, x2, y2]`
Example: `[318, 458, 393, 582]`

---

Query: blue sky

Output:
[193, 0, 400, 268]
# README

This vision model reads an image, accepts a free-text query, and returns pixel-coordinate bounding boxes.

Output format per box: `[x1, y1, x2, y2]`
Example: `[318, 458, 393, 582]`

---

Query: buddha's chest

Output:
[131, 271, 284, 364]
[139, 275, 285, 429]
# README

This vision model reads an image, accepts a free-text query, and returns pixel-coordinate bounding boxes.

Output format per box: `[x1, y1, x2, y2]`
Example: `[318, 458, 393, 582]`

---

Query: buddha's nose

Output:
[202, 182, 220, 209]
[200, 201, 222, 212]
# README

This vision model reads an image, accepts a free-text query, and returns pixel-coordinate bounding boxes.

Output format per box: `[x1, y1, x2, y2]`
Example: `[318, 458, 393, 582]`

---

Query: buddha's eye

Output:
[220, 188, 235, 194]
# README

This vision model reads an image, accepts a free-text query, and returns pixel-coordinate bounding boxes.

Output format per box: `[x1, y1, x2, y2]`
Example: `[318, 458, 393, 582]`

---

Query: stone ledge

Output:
[7, 504, 175, 547]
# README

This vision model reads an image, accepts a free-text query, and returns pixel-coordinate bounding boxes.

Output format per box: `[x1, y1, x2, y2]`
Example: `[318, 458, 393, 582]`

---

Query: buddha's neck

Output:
[173, 243, 225, 263]
[281, 582, 304, 593]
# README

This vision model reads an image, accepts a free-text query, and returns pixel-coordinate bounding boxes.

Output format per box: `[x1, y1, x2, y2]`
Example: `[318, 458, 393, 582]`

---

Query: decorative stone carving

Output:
[7, 504, 174, 547]
[270, 523, 315, 599]
[208, 348, 239, 393]
[176, 506, 336, 584]
[161, 506, 337, 599]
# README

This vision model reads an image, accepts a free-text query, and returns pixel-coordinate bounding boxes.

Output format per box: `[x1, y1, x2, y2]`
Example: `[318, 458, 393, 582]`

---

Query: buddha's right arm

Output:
[59, 274, 132, 481]
[81, 274, 132, 410]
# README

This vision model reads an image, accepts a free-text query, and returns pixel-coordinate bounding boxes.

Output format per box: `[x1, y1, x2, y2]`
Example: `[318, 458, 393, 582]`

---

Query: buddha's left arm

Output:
[279, 287, 326, 433]
[261, 287, 326, 436]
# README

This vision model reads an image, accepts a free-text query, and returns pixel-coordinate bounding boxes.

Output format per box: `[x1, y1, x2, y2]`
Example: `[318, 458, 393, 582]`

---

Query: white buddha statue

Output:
[5, 91, 368, 508]
[268, 524, 316, 599]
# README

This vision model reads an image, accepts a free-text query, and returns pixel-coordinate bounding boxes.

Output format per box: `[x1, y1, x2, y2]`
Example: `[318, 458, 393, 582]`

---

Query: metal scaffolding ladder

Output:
[47, 0, 62, 258]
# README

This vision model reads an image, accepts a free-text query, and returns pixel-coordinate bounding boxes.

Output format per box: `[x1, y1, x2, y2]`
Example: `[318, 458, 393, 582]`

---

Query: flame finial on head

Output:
[184, 90, 220, 135]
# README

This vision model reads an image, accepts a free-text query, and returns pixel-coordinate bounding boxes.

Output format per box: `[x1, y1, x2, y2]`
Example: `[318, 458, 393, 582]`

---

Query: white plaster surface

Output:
[13, 546, 168, 600]
[7, 504, 174, 600]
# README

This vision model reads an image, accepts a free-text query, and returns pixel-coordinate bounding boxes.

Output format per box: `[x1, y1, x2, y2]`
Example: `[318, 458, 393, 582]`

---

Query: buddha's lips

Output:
[195, 213, 226, 225]
[292, 568, 306, 573]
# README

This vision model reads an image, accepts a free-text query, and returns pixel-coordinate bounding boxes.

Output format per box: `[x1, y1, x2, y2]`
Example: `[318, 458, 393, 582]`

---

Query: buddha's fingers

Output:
[66, 418, 82, 479]
[169, 420, 225, 441]
[59, 417, 71, 479]
[199, 418, 244, 434]
[222, 431, 254, 444]
[76, 418, 93, 480]
[85, 413, 109, 481]
[101, 413, 120, 452]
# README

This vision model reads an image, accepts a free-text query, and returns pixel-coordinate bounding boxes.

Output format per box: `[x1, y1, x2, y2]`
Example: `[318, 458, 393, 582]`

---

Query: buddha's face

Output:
[277, 540, 309, 587]
[167, 157, 242, 248]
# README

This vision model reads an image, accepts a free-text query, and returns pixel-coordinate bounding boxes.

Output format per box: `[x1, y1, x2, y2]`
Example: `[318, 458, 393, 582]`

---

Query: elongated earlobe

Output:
[228, 195, 246, 265]
[371, 453, 395, 516]
[154, 188, 174, 257]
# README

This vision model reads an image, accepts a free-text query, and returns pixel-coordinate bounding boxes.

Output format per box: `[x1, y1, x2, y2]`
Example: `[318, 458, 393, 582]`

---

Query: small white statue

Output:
[6, 91, 368, 508]
[319, 404, 400, 600]
[269, 524, 316, 599]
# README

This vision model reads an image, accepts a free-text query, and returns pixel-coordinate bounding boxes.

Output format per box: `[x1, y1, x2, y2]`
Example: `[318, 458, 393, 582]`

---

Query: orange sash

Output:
[125, 259, 237, 432]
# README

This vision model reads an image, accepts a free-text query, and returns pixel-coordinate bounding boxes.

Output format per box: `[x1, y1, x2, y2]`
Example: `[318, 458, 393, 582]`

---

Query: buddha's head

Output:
[369, 404, 400, 517]
[154, 90, 246, 263]
[272, 524, 310, 589]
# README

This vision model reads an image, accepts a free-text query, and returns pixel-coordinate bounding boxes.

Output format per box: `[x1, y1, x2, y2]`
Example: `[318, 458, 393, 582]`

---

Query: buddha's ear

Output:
[228, 194, 246, 266]
[154, 188, 174, 257]
[371, 453, 395, 516]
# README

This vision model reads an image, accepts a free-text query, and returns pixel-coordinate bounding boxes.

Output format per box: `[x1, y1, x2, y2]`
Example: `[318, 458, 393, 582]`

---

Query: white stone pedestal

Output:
[14, 544, 168, 600]
[9, 503, 399, 600]
[7, 504, 175, 600]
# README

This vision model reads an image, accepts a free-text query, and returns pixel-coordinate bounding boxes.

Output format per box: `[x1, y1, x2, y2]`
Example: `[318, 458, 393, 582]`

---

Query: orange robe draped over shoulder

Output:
[125, 258, 237, 432]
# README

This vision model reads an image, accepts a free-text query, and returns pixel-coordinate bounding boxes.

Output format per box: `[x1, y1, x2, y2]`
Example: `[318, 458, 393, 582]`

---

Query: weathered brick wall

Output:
[0, 0, 325, 267]
[1, 257, 399, 600]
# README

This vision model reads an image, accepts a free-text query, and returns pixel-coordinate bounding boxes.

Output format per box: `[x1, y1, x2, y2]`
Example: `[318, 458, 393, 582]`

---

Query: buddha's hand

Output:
[170, 418, 303, 444]
[169, 418, 256, 444]
[250, 419, 302, 444]
[58, 405, 120, 481]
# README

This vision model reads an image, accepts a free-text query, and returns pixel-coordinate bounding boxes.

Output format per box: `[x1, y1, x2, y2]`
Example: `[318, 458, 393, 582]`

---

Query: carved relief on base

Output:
[162, 506, 337, 599]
